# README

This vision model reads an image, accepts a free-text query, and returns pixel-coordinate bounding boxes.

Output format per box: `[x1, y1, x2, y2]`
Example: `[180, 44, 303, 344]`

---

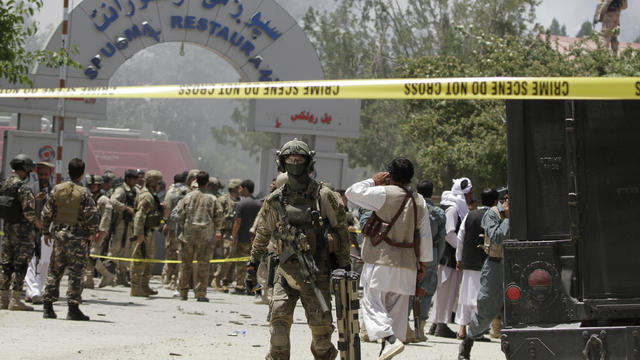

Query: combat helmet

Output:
[276, 138, 316, 173]
[227, 178, 242, 190]
[103, 170, 116, 184]
[144, 170, 163, 187]
[208, 177, 222, 193]
[10, 154, 35, 173]
[86, 174, 104, 185]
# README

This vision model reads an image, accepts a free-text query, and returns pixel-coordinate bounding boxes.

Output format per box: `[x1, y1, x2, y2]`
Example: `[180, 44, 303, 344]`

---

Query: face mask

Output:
[285, 163, 307, 177]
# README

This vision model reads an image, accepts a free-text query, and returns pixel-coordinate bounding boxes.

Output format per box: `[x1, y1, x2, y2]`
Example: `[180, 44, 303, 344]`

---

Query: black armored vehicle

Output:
[501, 100, 640, 359]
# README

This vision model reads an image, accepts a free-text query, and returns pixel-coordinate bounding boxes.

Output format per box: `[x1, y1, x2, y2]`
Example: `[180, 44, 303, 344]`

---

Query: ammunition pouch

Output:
[145, 212, 162, 230]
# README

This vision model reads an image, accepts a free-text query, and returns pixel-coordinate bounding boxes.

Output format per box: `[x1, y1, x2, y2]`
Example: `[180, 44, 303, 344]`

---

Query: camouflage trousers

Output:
[212, 236, 232, 287]
[108, 220, 133, 282]
[216, 241, 251, 290]
[268, 262, 336, 360]
[162, 226, 180, 285]
[43, 229, 89, 305]
[179, 234, 213, 298]
[85, 240, 106, 279]
[208, 235, 223, 286]
[130, 233, 155, 290]
[0, 222, 35, 291]
[601, 10, 621, 52]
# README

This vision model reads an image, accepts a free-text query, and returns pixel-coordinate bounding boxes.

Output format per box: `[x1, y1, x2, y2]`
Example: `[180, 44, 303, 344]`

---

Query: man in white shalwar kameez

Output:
[429, 177, 472, 338]
[454, 189, 499, 339]
[346, 158, 432, 360]
[24, 162, 55, 304]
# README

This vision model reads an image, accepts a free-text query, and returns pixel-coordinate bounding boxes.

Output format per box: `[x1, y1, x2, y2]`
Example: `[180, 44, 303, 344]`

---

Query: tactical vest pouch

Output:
[145, 212, 162, 230]
[54, 183, 83, 225]
[0, 181, 24, 223]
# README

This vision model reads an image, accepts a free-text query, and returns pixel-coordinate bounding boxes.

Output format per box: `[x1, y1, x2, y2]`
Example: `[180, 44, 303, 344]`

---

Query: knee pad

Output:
[270, 321, 291, 347]
[309, 324, 334, 339]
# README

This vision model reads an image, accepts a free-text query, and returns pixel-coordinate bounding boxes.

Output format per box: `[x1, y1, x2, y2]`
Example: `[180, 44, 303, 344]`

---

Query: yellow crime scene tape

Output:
[0, 77, 639, 100]
[89, 254, 249, 264]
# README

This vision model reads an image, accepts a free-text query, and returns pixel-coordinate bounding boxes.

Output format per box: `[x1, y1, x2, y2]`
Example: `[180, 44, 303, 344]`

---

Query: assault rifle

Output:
[273, 198, 329, 313]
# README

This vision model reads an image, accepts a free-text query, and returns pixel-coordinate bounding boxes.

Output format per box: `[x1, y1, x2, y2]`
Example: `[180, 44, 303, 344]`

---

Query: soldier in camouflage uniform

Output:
[84, 175, 115, 289]
[102, 170, 116, 198]
[0, 154, 40, 311]
[595, 0, 628, 53]
[212, 178, 242, 291]
[162, 172, 188, 289]
[109, 169, 139, 286]
[246, 139, 351, 360]
[42, 158, 99, 321]
[130, 170, 164, 297]
[177, 171, 223, 301]
[205, 176, 223, 284]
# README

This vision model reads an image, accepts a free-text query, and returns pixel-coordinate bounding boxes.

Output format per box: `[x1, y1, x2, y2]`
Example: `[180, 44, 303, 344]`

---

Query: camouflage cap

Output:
[227, 178, 242, 189]
[144, 170, 163, 187]
[187, 169, 200, 180]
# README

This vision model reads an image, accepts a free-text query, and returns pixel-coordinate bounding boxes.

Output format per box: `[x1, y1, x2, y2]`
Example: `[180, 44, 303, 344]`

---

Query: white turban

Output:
[441, 177, 472, 220]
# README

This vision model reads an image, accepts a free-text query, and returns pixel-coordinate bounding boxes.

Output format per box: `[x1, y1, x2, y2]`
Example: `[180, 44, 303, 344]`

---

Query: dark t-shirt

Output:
[235, 196, 262, 243]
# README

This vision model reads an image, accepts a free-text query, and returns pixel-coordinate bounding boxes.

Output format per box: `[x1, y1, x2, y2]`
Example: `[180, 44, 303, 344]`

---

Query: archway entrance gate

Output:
[0, 0, 360, 190]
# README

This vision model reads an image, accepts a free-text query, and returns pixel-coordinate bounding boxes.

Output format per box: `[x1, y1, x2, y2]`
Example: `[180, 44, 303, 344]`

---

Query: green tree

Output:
[576, 21, 594, 38]
[549, 18, 567, 36]
[0, 0, 77, 85]
[399, 31, 640, 192]
[549, 18, 561, 35]
[303, 0, 539, 173]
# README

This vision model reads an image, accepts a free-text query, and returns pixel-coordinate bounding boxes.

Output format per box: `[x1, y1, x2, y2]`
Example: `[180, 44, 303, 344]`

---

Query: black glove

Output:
[245, 261, 258, 292]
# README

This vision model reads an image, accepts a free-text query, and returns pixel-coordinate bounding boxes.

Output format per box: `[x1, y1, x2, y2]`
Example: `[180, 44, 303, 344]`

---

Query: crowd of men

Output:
[0, 138, 510, 360]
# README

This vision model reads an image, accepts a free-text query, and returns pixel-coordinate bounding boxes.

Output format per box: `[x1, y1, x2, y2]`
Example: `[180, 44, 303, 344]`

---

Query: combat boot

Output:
[458, 337, 474, 360]
[417, 320, 428, 341]
[84, 273, 95, 289]
[95, 261, 115, 288]
[144, 286, 158, 296]
[405, 323, 418, 343]
[8, 291, 34, 311]
[0, 290, 10, 310]
[43, 301, 57, 319]
[66, 303, 90, 321]
[130, 287, 149, 297]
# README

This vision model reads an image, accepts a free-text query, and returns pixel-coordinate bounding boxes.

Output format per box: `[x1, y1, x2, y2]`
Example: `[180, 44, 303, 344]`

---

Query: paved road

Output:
[0, 277, 504, 359]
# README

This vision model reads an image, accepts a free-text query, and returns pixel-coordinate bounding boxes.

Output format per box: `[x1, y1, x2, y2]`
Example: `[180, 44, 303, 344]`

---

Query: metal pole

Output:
[55, 0, 70, 184]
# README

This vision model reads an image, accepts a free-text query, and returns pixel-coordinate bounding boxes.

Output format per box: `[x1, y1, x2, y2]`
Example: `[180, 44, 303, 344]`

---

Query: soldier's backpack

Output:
[0, 180, 24, 223]
[54, 182, 84, 225]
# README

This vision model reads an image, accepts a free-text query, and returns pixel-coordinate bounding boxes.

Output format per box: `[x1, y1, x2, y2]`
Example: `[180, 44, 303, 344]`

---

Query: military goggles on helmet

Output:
[284, 155, 307, 165]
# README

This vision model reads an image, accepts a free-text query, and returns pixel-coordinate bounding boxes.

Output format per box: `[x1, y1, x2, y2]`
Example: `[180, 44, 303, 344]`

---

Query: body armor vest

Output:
[54, 182, 83, 225]
[461, 208, 488, 271]
[439, 204, 460, 269]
